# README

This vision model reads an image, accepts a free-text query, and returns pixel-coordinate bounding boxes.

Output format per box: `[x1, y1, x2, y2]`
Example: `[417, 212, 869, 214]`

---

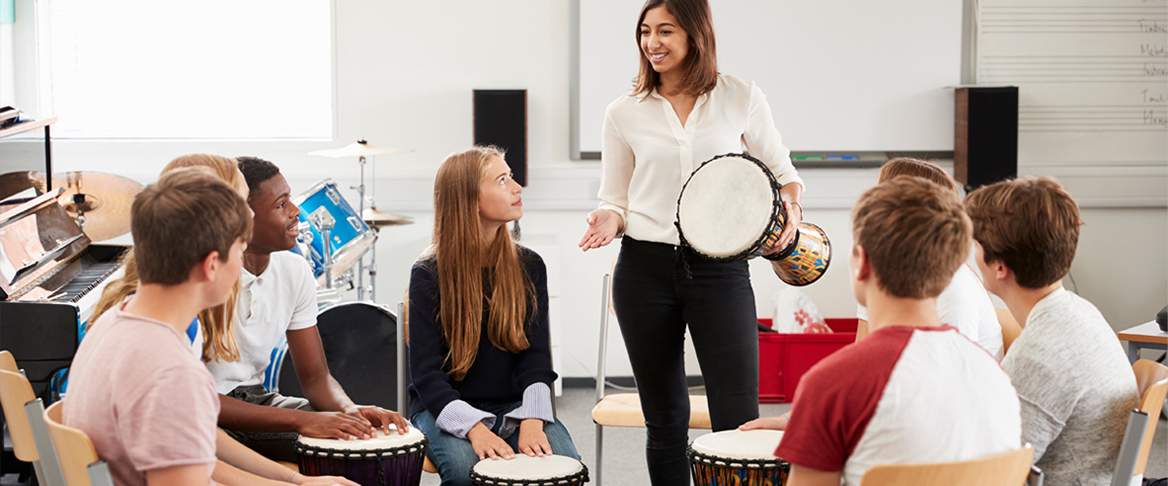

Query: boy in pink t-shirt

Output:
[65, 168, 252, 486]
[742, 177, 1021, 486]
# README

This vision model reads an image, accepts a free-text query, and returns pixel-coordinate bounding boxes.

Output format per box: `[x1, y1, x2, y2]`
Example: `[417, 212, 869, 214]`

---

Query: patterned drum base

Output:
[767, 222, 831, 287]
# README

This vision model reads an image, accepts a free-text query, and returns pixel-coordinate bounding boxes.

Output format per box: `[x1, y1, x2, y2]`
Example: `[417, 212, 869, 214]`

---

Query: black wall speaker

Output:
[955, 86, 1018, 190]
[473, 90, 527, 187]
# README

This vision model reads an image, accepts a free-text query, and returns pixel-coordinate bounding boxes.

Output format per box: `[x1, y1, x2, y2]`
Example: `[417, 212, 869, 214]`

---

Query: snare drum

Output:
[688, 429, 788, 486]
[469, 455, 589, 486]
[295, 427, 427, 486]
[676, 153, 831, 286]
[293, 180, 377, 286]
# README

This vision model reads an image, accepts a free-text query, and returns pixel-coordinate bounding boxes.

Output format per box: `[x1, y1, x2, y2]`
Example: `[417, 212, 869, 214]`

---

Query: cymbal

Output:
[362, 208, 413, 228]
[0, 171, 47, 201]
[308, 140, 413, 158]
[52, 171, 143, 242]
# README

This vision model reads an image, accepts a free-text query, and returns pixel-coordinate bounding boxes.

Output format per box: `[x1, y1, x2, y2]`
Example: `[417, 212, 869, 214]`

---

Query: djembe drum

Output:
[676, 153, 831, 286]
[688, 429, 789, 486]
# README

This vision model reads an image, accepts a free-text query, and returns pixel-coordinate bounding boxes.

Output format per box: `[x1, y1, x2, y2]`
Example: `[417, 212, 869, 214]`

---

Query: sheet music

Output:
[976, 0, 1167, 164]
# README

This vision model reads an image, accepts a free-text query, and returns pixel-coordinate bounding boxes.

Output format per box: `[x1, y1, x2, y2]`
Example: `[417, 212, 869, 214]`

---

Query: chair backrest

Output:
[997, 308, 1022, 355]
[0, 351, 39, 462]
[44, 401, 99, 486]
[1132, 359, 1168, 475]
[859, 444, 1034, 486]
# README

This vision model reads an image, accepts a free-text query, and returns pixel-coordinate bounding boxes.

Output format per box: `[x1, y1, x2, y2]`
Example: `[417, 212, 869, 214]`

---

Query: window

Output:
[34, 0, 331, 139]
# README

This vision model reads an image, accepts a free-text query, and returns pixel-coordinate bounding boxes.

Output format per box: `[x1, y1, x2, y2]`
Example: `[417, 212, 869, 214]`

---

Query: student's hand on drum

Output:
[738, 415, 789, 431]
[517, 418, 552, 457]
[290, 473, 361, 486]
[298, 411, 375, 440]
[349, 405, 410, 435]
[467, 422, 515, 460]
[578, 209, 621, 251]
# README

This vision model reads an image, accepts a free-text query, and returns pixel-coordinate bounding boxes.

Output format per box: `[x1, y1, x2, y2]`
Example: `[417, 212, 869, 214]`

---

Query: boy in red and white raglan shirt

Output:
[744, 176, 1022, 486]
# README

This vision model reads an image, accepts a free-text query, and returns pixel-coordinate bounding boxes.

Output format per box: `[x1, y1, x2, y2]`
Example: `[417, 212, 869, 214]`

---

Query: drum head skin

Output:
[297, 425, 425, 451]
[691, 429, 785, 461]
[678, 154, 781, 259]
[471, 454, 586, 482]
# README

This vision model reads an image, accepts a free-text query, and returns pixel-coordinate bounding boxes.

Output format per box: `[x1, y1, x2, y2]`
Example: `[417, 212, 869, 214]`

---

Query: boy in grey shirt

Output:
[965, 176, 1139, 486]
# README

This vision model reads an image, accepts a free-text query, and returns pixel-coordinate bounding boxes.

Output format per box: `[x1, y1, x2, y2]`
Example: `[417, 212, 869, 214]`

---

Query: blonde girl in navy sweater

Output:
[408, 146, 580, 486]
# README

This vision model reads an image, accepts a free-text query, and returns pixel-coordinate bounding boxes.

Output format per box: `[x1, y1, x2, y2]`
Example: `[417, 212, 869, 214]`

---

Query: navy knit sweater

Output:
[407, 246, 557, 420]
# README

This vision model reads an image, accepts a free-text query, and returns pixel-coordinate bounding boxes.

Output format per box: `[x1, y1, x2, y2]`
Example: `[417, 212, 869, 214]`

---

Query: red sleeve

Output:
[774, 326, 915, 472]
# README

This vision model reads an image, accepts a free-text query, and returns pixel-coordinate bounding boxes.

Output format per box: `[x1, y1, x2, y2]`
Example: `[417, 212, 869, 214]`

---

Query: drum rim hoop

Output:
[686, 445, 790, 471]
[468, 461, 590, 486]
[675, 152, 786, 262]
[294, 436, 429, 460]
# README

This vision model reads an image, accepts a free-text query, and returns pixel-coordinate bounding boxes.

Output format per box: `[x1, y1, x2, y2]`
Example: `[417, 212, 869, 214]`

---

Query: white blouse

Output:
[597, 74, 804, 246]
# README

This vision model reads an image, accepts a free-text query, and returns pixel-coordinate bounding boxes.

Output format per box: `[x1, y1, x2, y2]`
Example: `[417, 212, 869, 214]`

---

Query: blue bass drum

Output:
[290, 180, 376, 287]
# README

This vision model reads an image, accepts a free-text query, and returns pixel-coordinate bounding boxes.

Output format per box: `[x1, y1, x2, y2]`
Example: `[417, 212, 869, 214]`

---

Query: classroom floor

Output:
[3, 386, 1165, 485]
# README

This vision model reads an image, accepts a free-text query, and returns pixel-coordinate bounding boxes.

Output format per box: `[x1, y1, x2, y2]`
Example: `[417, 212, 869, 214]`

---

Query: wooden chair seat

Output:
[860, 444, 1033, 486]
[592, 393, 711, 429]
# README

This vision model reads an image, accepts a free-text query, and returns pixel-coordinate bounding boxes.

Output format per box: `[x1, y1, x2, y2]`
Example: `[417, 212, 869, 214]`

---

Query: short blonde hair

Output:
[878, 157, 959, 195]
[852, 177, 971, 298]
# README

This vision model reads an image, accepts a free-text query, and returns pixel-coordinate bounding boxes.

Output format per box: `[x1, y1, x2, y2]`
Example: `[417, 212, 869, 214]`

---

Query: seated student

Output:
[854, 157, 1004, 360]
[88, 155, 357, 486]
[965, 176, 1138, 485]
[206, 156, 408, 462]
[64, 168, 252, 486]
[742, 177, 1021, 486]
[408, 146, 580, 486]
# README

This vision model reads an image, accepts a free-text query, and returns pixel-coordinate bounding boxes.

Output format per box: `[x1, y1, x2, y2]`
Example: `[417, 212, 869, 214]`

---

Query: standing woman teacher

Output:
[578, 0, 804, 484]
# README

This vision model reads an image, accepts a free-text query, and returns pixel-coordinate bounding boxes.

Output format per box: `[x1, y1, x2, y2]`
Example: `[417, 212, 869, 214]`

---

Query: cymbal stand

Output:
[351, 154, 373, 301]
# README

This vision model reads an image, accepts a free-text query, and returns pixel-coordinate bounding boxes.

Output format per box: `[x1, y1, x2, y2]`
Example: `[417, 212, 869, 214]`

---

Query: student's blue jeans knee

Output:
[412, 403, 580, 486]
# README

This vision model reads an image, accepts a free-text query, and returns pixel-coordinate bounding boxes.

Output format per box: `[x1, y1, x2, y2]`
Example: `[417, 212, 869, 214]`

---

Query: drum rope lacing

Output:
[675, 152, 792, 268]
[467, 463, 590, 486]
[293, 437, 429, 460]
[687, 446, 790, 471]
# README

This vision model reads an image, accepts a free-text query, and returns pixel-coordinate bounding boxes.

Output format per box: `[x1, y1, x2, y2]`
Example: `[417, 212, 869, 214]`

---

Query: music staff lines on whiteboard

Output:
[980, 5, 1164, 34]
[1018, 106, 1167, 132]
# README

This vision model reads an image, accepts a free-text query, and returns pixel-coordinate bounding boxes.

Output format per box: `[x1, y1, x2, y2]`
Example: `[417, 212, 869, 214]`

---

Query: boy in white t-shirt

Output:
[854, 158, 1003, 360]
[66, 169, 251, 486]
[207, 156, 408, 462]
[743, 177, 1021, 486]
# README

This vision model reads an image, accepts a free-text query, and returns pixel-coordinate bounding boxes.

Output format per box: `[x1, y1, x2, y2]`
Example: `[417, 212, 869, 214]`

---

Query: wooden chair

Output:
[43, 401, 114, 486]
[0, 351, 66, 486]
[1127, 359, 1167, 478]
[399, 294, 440, 475]
[591, 260, 711, 486]
[997, 308, 1022, 356]
[859, 443, 1034, 486]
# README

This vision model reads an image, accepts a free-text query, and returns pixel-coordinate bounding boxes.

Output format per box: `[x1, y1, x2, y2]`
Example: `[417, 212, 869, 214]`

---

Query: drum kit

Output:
[677, 153, 832, 286]
[302, 140, 414, 301]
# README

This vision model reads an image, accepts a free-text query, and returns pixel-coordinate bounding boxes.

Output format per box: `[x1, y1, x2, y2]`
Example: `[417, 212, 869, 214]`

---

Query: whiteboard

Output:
[577, 0, 964, 154]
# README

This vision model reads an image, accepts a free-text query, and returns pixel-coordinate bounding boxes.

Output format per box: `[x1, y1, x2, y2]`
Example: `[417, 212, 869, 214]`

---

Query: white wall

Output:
[1, 1, 1165, 381]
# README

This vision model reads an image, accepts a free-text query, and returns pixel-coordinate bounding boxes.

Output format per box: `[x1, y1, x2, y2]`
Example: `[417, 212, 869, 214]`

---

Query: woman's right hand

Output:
[578, 209, 622, 251]
[467, 422, 515, 460]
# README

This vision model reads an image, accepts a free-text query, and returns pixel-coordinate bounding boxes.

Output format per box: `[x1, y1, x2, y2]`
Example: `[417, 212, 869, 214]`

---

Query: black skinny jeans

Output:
[612, 237, 760, 485]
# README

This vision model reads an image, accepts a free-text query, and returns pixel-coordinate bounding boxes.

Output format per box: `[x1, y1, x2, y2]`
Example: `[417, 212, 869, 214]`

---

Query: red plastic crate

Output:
[758, 318, 858, 403]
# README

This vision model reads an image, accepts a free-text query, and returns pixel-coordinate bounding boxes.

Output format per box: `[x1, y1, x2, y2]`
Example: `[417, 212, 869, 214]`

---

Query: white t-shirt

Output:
[206, 251, 317, 393]
[857, 265, 1003, 360]
[776, 325, 1021, 486]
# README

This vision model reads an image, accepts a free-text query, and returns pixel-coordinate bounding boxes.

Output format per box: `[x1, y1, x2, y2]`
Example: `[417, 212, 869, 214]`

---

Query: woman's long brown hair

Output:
[89, 154, 242, 363]
[633, 0, 719, 97]
[431, 146, 532, 381]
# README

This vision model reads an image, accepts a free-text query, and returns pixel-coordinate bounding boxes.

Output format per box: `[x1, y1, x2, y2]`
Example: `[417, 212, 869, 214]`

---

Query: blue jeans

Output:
[412, 401, 580, 486]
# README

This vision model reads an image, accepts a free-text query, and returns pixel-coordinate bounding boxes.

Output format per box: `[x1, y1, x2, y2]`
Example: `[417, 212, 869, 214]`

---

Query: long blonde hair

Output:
[431, 146, 532, 381]
[90, 154, 243, 363]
